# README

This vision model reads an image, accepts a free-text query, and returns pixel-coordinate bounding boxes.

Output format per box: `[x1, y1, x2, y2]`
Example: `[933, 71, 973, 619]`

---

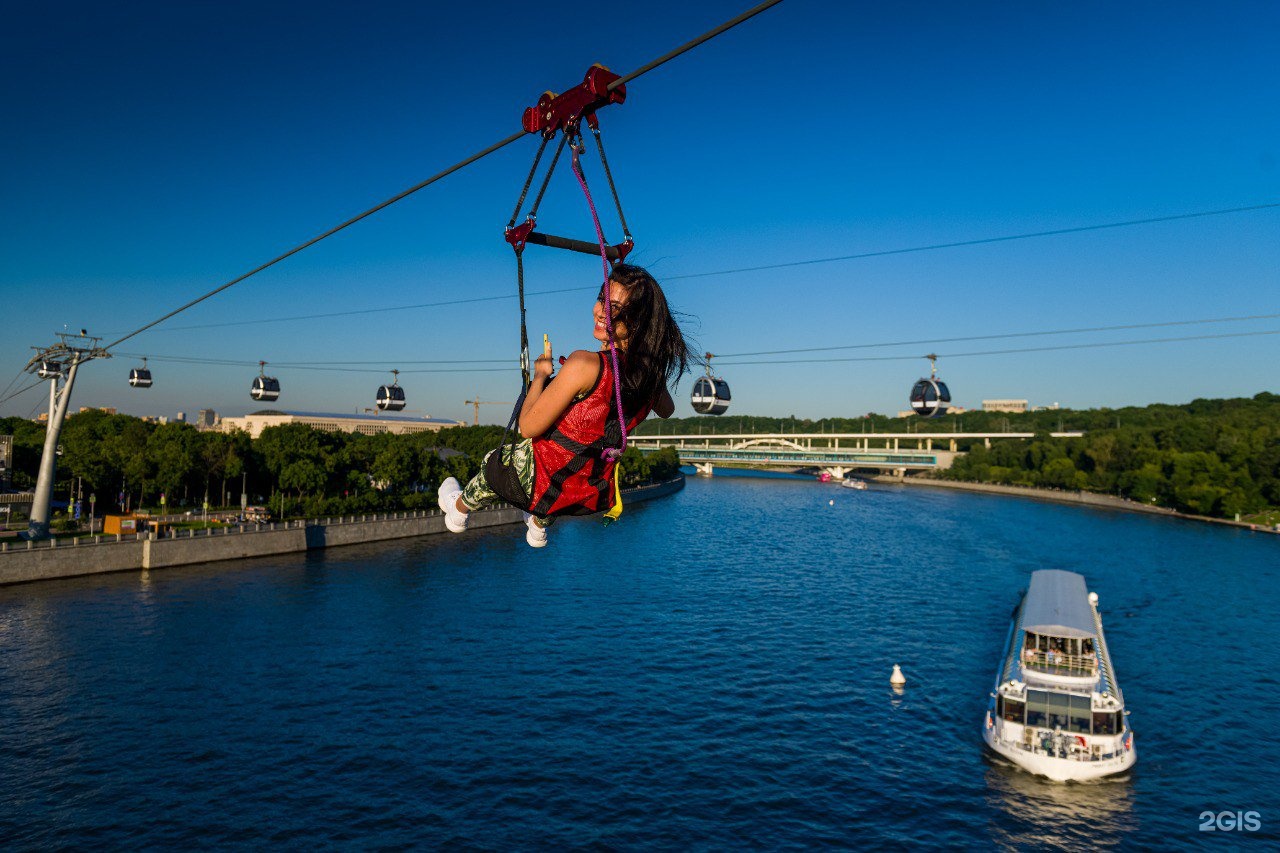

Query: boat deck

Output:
[1000, 592, 1121, 701]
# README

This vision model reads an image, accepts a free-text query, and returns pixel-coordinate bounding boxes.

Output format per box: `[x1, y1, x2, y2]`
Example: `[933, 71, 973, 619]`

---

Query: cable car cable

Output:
[714, 311, 1280, 358]
[115, 310, 1280, 374]
[713, 328, 1280, 366]
[110, 352, 515, 374]
[134, 285, 598, 334]
[0, 380, 43, 408]
[104, 328, 1280, 388]
[665, 202, 1280, 282]
[99, 0, 787, 353]
[114, 350, 508, 366]
[0, 368, 27, 402]
[116, 202, 1279, 336]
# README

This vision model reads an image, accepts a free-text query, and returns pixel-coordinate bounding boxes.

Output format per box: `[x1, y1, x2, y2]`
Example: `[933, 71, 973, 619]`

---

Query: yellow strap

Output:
[603, 463, 623, 523]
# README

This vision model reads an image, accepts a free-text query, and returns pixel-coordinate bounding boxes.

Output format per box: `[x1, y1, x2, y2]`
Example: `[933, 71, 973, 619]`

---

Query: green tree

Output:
[149, 423, 198, 505]
[371, 439, 417, 493]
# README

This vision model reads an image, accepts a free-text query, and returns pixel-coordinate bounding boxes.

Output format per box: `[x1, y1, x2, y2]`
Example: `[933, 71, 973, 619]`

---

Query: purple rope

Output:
[570, 138, 627, 461]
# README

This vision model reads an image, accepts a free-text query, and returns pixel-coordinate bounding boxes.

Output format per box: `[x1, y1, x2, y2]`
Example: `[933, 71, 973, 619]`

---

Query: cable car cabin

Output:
[250, 375, 280, 402]
[691, 376, 731, 415]
[909, 377, 951, 418]
[129, 367, 152, 388]
[376, 383, 406, 412]
[38, 360, 63, 379]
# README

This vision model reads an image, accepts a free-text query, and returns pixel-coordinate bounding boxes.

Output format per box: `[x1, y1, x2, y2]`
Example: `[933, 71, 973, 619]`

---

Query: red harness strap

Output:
[529, 353, 651, 517]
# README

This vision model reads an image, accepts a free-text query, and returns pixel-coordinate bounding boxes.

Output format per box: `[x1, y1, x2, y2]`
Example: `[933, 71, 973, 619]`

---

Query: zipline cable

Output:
[100, 0, 788, 352]
[102, 130, 526, 352]
[608, 0, 784, 90]
[119, 202, 1279, 334]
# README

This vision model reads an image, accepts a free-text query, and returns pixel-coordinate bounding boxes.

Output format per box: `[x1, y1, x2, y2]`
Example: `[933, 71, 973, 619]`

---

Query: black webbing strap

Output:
[591, 126, 631, 241]
[529, 134, 568, 221]
[508, 135, 550, 229]
[492, 122, 632, 514]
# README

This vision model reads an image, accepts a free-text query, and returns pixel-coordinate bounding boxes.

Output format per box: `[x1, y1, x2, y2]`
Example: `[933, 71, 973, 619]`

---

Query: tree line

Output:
[6, 391, 1276, 521]
[0, 410, 681, 520]
[939, 393, 1280, 518]
[635, 392, 1280, 519]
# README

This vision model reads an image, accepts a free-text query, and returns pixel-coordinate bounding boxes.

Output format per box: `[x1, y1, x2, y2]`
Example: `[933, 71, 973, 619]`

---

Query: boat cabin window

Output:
[997, 696, 1025, 723]
[1023, 690, 1093, 733]
[1022, 632, 1098, 675]
[1092, 710, 1122, 735]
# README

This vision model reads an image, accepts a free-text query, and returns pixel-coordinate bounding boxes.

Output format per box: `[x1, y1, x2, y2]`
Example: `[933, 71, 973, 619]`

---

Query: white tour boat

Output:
[983, 569, 1135, 782]
[840, 478, 867, 490]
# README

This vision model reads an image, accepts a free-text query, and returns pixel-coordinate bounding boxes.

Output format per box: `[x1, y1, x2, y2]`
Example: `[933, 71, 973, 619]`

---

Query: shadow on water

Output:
[983, 759, 1136, 850]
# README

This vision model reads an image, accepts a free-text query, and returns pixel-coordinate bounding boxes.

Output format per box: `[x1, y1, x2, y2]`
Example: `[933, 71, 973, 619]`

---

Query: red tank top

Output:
[529, 352, 650, 517]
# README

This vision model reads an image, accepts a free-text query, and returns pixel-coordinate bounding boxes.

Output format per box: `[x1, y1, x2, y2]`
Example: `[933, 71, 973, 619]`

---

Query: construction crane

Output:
[465, 399, 512, 426]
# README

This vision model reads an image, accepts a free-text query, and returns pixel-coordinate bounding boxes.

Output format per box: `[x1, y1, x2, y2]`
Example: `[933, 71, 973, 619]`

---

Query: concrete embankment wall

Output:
[145, 527, 309, 570]
[304, 505, 523, 549]
[0, 539, 147, 586]
[0, 475, 685, 586]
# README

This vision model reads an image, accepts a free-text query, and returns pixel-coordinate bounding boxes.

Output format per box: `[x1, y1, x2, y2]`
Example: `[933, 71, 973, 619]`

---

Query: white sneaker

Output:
[437, 477, 468, 533]
[523, 512, 548, 548]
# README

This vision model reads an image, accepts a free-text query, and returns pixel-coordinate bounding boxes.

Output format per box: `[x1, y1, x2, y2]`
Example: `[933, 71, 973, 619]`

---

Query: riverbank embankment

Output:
[885, 475, 1279, 535]
[0, 475, 685, 586]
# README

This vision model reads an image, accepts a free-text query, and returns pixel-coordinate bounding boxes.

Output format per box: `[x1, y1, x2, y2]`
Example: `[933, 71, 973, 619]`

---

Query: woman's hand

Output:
[518, 349, 600, 439]
[533, 351, 555, 383]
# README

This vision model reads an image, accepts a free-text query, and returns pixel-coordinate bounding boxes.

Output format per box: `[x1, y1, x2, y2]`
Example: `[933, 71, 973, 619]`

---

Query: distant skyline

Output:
[3, 0, 1277, 423]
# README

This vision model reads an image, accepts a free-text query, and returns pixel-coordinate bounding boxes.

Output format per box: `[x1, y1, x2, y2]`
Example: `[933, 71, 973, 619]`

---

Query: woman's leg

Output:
[456, 452, 501, 514]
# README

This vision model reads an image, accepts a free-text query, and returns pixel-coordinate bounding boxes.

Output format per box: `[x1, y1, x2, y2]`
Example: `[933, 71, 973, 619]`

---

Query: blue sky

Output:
[2, 0, 1277, 423]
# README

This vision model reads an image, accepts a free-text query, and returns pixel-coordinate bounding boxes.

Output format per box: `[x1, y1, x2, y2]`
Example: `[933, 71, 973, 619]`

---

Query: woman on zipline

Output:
[438, 263, 688, 547]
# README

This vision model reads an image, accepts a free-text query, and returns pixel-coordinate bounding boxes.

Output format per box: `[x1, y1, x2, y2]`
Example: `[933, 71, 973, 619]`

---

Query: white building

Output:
[982, 399, 1029, 414]
[220, 410, 464, 439]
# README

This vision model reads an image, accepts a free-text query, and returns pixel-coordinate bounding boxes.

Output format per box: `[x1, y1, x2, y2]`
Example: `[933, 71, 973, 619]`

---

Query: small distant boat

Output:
[817, 471, 832, 483]
[983, 570, 1136, 782]
[840, 478, 867, 490]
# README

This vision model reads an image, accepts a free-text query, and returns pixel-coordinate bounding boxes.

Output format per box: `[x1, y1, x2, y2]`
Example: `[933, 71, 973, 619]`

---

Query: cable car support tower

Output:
[22, 332, 111, 540]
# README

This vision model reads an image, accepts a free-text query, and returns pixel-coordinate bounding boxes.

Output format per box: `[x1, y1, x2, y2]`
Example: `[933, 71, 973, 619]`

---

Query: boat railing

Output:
[1091, 604, 1124, 704]
[1020, 649, 1098, 677]
[995, 727, 1128, 763]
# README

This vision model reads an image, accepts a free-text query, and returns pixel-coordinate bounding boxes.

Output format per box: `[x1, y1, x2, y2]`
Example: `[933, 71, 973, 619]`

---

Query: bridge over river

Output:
[630, 431, 1085, 477]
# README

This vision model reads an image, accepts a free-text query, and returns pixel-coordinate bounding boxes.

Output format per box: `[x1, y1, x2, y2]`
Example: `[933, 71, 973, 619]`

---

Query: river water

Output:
[1, 473, 1277, 848]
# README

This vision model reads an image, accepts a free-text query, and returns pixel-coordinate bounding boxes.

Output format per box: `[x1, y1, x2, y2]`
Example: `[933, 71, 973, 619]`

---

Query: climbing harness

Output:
[488, 65, 637, 520]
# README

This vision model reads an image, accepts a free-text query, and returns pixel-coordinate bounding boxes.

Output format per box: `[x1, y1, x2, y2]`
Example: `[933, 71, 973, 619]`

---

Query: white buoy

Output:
[890, 664, 906, 687]
[828, 499, 834, 506]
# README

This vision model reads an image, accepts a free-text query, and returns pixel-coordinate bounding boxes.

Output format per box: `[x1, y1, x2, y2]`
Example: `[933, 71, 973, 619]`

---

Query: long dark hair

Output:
[606, 263, 690, 412]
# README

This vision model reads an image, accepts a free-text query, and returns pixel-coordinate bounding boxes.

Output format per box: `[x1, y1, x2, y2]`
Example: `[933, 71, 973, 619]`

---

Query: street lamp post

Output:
[89, 493, 96, 534]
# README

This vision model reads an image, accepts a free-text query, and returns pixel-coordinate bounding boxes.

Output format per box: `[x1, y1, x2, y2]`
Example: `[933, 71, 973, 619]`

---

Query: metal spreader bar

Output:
[523, 231, 631, 261]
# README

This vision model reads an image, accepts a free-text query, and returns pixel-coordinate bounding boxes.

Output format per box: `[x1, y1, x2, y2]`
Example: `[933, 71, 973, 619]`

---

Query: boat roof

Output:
[1021, 569, 1095, 639]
